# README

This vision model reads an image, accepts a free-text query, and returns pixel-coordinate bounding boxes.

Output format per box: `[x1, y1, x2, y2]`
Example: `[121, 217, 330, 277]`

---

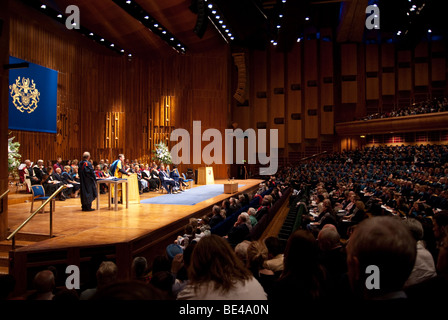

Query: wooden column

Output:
[0, 0, 10, 240]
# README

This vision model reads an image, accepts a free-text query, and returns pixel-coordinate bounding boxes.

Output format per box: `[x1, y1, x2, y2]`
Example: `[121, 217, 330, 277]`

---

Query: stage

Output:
[4, 179, 264, 294]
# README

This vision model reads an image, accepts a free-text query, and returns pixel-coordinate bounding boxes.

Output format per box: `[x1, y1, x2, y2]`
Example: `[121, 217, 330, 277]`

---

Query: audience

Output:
[7, 142, 448, 302]
[357, 97, 448, 121]
[176, 234, 267, 300]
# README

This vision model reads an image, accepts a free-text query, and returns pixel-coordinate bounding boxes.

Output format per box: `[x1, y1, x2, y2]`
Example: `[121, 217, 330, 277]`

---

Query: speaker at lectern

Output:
[197, 167, 215, 185]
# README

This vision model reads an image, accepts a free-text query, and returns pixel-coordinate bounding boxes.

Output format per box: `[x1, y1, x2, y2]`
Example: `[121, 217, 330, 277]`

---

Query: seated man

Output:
[53, 167, 72, 199]
[158, 164, 178, 194]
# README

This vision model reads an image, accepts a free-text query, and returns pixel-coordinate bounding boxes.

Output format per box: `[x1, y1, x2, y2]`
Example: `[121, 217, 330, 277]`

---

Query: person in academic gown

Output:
[79, 152, 97, 211]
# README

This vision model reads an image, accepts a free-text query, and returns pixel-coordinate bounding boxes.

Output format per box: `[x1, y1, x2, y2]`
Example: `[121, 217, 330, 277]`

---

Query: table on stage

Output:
[96, 178, 129, 211]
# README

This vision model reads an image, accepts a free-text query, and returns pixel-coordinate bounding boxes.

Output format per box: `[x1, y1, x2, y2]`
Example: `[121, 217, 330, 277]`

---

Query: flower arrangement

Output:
[8, 134, 21, 178]
[152, 142, 172, 165]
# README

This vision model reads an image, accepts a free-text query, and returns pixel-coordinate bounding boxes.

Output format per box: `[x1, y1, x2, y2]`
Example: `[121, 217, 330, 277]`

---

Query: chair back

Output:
[31, 185, 45, 198]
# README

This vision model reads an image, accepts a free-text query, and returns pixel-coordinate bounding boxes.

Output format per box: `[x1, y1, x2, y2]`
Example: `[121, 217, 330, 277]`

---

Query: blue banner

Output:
[8, 57, 58, 133]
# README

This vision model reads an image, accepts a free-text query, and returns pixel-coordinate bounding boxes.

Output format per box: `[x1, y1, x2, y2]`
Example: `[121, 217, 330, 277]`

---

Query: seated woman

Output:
[150, 165, 161, 190]
[42, 167, 64, 200]
[141, 164, 158, 191]
[95, 164, 108, 194]
[102, 164, 110, 178]
[61, 165, 78, 198]
[170, 165, 187, 191]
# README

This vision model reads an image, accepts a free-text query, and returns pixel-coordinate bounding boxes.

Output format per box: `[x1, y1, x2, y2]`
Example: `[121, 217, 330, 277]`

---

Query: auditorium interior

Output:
[0, 0, 448, 304]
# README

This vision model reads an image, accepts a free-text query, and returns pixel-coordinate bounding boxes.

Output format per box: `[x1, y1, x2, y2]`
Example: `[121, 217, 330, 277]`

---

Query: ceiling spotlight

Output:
[273, 42, 278, 46]
[279, 14, 283, 18]
[397, 31, 401, 35]
[162, 31, 167, 34]
[225, 29, 229, 33]
[126, 0, 131, 4]
[222, 25, 226, 28]
[100, 38, 105, 41]
[305, 17, 310, 21]
[154, 24, 158, 27]
[297, 38, 301, 42]
[89, 32, 94, 36]
[216, 15, 220, 19]
[144, 16, 149, 19]
[170, 37, 174, 41]
[128, 54, 132, 57]
[277, 25, 281, 28]
[57, 14, 62, 18]
[208, 4, 213, 9]
[219, 20, 223, 24]
[282, 0, 286, 3]
[428, 29, 432, 33]
[40, 4, 46, 9]
[230, 37, 234, 40]
[110, 44, 114, 47]
[211, 10, 216, 14]
[228, 33, 232, 36]
[120, 49, 125, 53]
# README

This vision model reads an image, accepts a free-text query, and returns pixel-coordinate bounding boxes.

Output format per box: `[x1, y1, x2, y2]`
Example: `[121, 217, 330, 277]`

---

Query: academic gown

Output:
[79, 160, 98, 209]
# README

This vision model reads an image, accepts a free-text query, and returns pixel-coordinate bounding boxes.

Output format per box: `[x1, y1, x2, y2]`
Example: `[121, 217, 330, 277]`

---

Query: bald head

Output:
[33, 270, 55, 294]
[317, 227, 341, 252]
[346, 216, 416, 298]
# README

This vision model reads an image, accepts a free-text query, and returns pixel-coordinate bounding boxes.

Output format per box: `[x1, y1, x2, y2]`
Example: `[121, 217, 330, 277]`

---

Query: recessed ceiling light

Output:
[144, 16, 149, 19]
[208, 4, 213, 9]
[57, 14, 62, 18]
[40, 4, 46, 9]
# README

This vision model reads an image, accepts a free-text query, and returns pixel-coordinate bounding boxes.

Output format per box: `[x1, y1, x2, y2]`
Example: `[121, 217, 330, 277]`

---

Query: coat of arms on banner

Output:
[9, 76, 41, 114]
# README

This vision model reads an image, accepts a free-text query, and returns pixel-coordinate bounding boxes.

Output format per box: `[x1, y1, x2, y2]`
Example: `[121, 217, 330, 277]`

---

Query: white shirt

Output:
[177, 277, 267, 300]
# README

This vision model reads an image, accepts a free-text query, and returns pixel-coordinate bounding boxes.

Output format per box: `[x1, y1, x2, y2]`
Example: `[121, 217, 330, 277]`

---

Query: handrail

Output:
[0, 189, 10, 201]
[7, 185, 66, 249]
[298, 151, 328, 162]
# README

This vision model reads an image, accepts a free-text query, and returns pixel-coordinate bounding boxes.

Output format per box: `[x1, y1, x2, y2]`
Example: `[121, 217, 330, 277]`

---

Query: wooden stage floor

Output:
[7, 179, 263, 252]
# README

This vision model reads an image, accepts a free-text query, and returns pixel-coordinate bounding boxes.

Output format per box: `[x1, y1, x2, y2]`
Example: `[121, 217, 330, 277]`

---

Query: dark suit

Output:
[79, 160, 97, 211]
[159, 170, 176, 193]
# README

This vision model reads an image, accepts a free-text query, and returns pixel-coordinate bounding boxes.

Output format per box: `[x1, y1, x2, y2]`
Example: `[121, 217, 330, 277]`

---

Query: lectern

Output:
[123, 174, 140, 204]
[197, 167, 215, 185]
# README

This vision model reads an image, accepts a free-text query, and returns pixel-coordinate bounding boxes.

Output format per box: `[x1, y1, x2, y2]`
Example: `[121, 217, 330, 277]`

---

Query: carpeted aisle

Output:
[140, 184, 245, 205]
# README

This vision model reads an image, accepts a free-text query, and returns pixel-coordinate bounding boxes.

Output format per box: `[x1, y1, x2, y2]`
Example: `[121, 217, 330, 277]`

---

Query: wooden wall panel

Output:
[252, 50, 268, 126]
[398, 67, 412, 91]
[432, 58, 446, 82]
[415, 62, 429, 86]
[287, 43, 302, 144]
[270, 48, 285, 148]
[304, 40, 319, 139]
[320, 40, 334, 135]
[366, 44, 379, 72]
[9, 1, 230, 178]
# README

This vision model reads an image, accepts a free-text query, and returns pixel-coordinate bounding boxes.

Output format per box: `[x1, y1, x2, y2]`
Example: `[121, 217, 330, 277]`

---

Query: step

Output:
[7, 232, 50, 242]
[0, 252, 9, 268]
[0, 240, 37, 251]
[0, 266, 8, 275]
